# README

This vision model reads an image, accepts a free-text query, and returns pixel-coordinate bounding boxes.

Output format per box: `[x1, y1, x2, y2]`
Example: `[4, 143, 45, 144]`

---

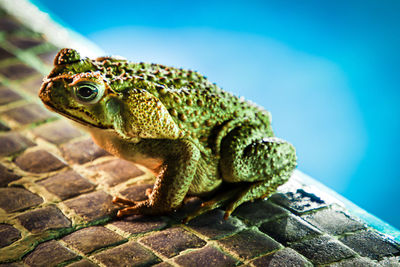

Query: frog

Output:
[39, 48, 297, 222]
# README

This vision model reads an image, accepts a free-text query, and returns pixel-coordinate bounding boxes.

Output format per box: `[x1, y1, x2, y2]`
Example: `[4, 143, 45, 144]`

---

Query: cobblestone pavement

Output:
[0, 5, 400, 267]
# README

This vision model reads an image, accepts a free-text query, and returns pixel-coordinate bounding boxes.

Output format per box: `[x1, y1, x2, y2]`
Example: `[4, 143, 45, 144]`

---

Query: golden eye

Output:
[74, 82, 103, 104]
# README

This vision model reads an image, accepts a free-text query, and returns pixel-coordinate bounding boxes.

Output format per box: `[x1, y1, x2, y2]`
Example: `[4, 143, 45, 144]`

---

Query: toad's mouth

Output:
[42, 101, 109, 130]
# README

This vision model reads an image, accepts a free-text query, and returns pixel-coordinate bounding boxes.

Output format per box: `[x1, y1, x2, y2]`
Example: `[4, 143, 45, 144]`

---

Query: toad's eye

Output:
[74, 82, 103, 104]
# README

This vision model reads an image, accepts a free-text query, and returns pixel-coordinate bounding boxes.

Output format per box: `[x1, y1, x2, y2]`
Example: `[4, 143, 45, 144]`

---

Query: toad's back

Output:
[98, 58, 275, 150]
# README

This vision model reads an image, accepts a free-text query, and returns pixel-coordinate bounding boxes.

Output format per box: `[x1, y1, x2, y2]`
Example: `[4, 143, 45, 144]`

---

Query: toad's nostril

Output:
[38, 81, 53, 104]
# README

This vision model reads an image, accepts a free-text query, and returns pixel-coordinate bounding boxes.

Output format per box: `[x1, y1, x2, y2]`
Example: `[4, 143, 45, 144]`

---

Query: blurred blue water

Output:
[32, 0, 400, 228]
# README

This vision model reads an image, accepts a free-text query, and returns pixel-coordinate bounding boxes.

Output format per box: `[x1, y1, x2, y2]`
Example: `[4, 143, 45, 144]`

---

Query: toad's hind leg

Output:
[186, 126, 297, 221]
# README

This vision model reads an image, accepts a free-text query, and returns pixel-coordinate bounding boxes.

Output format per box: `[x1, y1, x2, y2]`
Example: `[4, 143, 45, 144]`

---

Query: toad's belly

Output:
[87, 127, 164, 173]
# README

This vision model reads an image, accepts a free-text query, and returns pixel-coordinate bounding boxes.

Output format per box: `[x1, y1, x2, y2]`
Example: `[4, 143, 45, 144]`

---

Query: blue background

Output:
[32, 0, 400, 228]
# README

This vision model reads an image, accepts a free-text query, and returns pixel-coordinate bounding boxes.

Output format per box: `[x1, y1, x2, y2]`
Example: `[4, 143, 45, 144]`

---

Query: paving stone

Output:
[302, 207, 366, 235]
[339, 230, 400, 260]
[66, 259, 98, 267]
[269, 189, 327, 214]
[0, 223, 21, 248]
[110, 215, 167, 235]
[233, 199, 289, 225]
[17, 205, 71, 233]
[259, 214, 322, 245]
[118, 183, 153, 202]
[174, 245, 238, 267]
[0, 16, 23, 32]
[328, 256, 380, 266]
[64, 190, 117, 222]
[140, 227, 206, 258]
[0, 132, 34, 156]
[92, 241, 160, 266]
[8, 35, 44, 49]
[0, 262, 25, 267]
[37, 170, 95, 200]
[217, 228, 281, 260]
[171, 196, 202, 222]
[18, 74, 44, 95]
[290, 235, 356, 265]
[378, 256, 400, 266]
[14, 149, 66, 173]
[188, 209, 246, 239]
[249, 248, 312, 267]
[62, 226, 125, 254]
[89, 159, 144, 186]
[1, 103, 54, 126]
[0, 46, 14, 60]
[37, 50, 58, 66]
[152, 263, 173, 267]
[0, 187, 42, 212]
[0, 63, 39, 80]
[0, 121, 10, 131]
[23, 240, 78, 267]
[61, 138, 109, 164]
[0, 87, 22, 105]
[32, 120, 82, 145]
[0, 163, 21, 187]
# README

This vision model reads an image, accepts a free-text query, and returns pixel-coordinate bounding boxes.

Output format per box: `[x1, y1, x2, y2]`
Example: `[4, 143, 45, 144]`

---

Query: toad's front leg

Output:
[114, 139, 200, 217]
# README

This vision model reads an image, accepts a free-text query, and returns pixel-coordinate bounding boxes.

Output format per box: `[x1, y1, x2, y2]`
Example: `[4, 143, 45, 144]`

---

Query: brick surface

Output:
[140, 227, 206, 258]
[259, 214, 321, 245]
[1, 103, 54, 126]
[249, 248, 312, 267]
[0, 46, 14, 60]
[0, 63, 39, 80]
[0, 121, 10, 131]
[302, 207, 366, 235]
[61, 138, 109, 164]
[0, 87, 22, 105]
[62, 226, 125, 254]
[290, 235, 356, 265]
[378, 256, 400, 266]
[14, 149, 66, 173]
[17, 205, 71, 233]
[188, 209, 245, 240]
[233, 199, 289, 225]
[339, 230, 400, 260]
[152, 263, 173, 267]
[217, 228, 281, 260]
[110, 215, 167, 235]
[270, 189, 327, 214]
[23, 240, 78, 267]
[89, 159, 144, 186]
[66, 259, 98, 267]
[37, 50, 58, 66]
[63, 190, 117, 222]
[0, 132, 34, 156]
[328, 256, 380, 267]
[0, 223, 21, 248]
[0, 16, 22, 32]
[0, 187, 42, 212]
[32, 120, 82, 145]
[92, 241, 160, 266]
[18, 74, 44, 95]
[118, 183, 153, 201]
[174, 245, 238, 267]
[0, 262, 25, 267]
[8, 35, 43, 49]
[0, 163, 21, 187]
[37, 170, 95, 200]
